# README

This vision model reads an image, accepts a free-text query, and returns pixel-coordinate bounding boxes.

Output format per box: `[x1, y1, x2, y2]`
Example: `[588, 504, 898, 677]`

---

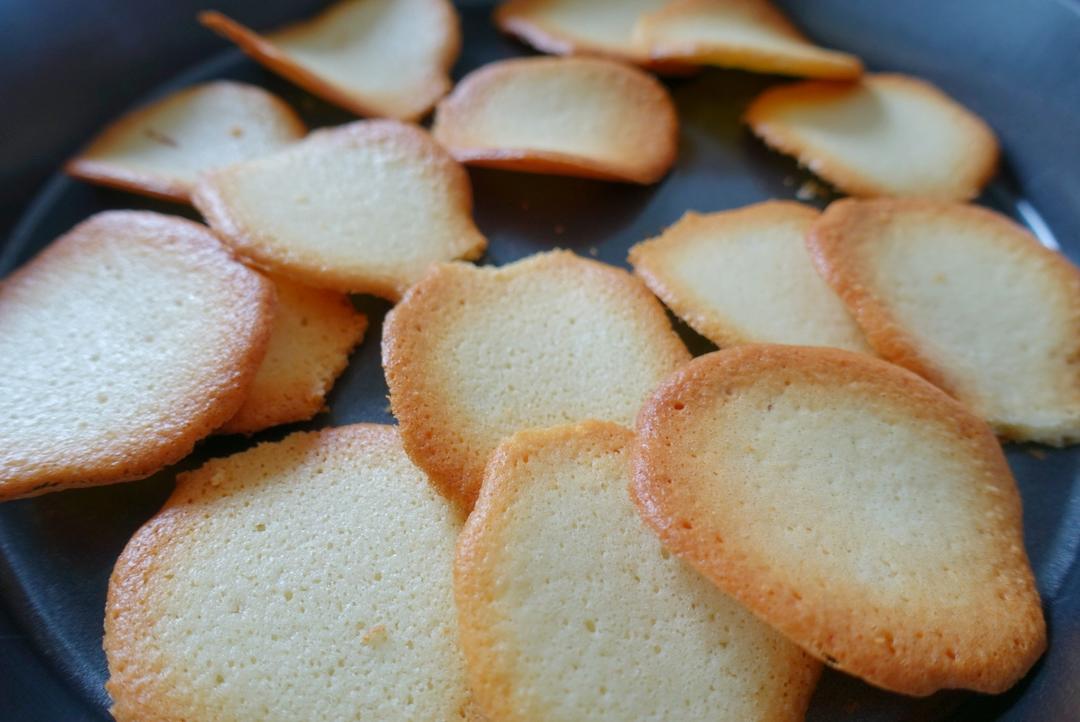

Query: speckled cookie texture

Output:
[632, 345, 1046, 696]
[808, 198, 1080, 444]
[105, 424, 474, 722]
[382, 250, 689, 509]
[745, 73, 999, 200]
[456, 420, 821, 722]
[193, 120, 487, 300]
[629, 200, 872, 352]
[0, 211, 273, 500]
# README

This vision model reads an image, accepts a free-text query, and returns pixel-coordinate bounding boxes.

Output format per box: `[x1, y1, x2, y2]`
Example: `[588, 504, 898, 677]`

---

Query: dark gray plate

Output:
[1, 1, 1079, 719]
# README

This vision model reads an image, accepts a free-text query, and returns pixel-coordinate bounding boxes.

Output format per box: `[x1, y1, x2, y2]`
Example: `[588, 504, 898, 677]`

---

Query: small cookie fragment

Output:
[629, 201, 871, 351]
[632, 345, 1046, 696]
[382, 250, 689, 509]
[105, 425, 472, 721]
[494, 0, 674, 67]
[457, 420, 820, 722]
[200, 0, 460, 120]
[745, 73, 999, 200]
[0, 211, 273, 500]
[65, 81, 305, 203]
[808, 198, 1080, 444]
[433, 56, 678, 184]
[193, 120, 487, 300]
[219, 276, 367, 435]
[634, 0, 861, 78]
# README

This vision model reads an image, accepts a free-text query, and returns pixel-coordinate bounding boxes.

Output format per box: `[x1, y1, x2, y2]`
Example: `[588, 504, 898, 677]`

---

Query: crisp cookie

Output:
[456, 420, 820, 722]
[632, 345, 1046, 696]
[494, 0, 691, 72]
[193, 120, 487, 300]
[633, 0, 862, 79]
[200, 0, 460, 121]
[745, 73, 999, 200]
[629, 200, 871, 352]
[0, 211, 273, 500]
[433, 56, 678, 184]
[807, 198, 1080, 444]
[219, 276, 367, 435]
[382, 250, 689, 509]
[65, 81, 305, 203]
[105, 424, 474, 722]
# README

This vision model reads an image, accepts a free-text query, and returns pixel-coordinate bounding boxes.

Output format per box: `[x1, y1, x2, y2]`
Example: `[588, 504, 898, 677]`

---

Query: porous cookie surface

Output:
[629, 201, 871, 351]
[193, 120, 487, 300]
[634, 0, 861, 79]
[0, 211, 273, 500]
[200, 0, 460, 121]
[219, 276, 367, 435]
[105, 425, 472, 722]
[456, 421, 820, 722]
[65, 81, 305, 203]
[494, 0, 672, 66]
[745, 74, 999, 200]
[433, 56, 678, 184]
[382, 250, 689, 508]
[808, 198, 1080, 444]
[632, 345, 1046, 696]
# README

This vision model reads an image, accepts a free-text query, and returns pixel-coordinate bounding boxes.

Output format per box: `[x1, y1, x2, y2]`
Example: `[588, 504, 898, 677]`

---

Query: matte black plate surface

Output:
[2, 1, 1079, 719]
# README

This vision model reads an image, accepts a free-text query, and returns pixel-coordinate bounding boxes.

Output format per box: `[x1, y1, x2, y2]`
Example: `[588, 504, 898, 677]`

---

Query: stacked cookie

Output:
[0, 0, 1074, 720]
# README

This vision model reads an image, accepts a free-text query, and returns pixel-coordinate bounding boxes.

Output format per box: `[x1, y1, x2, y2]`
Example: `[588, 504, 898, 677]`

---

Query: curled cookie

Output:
[494, 0, 688, 71]
[0, 211, 273, 500]
[105, 425, 473, 721]
[632, 345, 1046, 696]
[457, 420, 820, 722]
[219, 276, 367, 435]
[745, 73, 999, 200]
[808, 198, 1080, 444]
[629, 200, 871, 352]
[634, 0, 862, 79]
[66, 81, 305, 203]
[200, 0, 460, 120]
[382, 250, 689, 509]
[433, 56, 678, 184]
[193, 120, 487, 300]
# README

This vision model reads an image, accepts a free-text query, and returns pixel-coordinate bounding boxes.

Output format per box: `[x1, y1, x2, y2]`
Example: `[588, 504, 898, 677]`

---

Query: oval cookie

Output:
[433, 56, 678, 184]
[632, 345, 1046, 696]
[807, 198, 1080, 444]
[0, 211, 273, 500]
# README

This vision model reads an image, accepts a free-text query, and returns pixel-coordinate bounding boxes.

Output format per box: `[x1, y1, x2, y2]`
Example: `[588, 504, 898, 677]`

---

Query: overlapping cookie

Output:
[219, 276, 367, 435]
[382, 250, 689, 508]
[106, 425, 473, 721]
[457, 420, 820, 722]
[66, 81, 305, 203]
[0, 211, 273, 500]
[634, 0, 862, 79]
[629, 201, 871, 352]
[193, 120, 487, 300]
[632, 345, 1046, 695]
